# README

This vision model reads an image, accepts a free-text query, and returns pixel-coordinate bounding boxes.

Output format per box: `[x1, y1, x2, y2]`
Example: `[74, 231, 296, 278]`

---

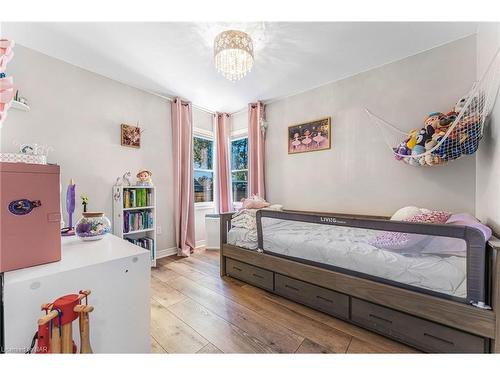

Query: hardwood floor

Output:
[150, 248, 419, 354]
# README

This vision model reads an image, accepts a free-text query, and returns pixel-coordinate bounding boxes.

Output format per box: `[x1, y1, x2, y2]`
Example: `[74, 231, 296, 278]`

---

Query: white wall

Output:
[1, 45, 176, 252]
[265, 36, 477, 216]
[231, 110, 248, 133]
[476, 23, 500, 234]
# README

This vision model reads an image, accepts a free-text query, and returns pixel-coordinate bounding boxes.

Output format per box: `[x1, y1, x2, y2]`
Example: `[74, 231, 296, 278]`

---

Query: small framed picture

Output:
[288, 117, 331, 154]
[121, 124, 141, 148]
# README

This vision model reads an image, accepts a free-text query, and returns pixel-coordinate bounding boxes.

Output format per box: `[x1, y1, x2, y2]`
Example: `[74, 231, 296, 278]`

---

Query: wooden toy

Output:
[35, 290, 93, 354]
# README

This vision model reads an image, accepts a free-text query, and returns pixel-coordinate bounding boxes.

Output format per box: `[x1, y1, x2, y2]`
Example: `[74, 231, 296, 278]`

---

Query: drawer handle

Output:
[316, 295, 334, 304]
[423, 333, 455, 346]
[232, 266, 243, 272]
[285, 284, 300, 292]
[368, 313, 393, 324]
[252, 273, 264, 279]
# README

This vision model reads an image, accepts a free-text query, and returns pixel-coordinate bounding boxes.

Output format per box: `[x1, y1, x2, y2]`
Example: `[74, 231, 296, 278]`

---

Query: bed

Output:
[220, 209, 500, 353]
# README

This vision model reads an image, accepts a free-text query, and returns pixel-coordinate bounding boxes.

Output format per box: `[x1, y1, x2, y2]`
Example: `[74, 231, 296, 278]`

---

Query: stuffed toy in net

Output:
[367, 49, 500, 167]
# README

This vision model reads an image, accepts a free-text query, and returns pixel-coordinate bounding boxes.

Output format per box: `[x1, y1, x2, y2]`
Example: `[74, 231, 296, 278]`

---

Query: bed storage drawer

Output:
[225, 258, 274, 291]
[351, 298, 486, 353]
[275, 274, 349, 319]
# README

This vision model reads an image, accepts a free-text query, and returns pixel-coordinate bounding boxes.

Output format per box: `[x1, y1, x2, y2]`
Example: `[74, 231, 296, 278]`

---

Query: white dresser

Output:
[1, 235, 150, 353]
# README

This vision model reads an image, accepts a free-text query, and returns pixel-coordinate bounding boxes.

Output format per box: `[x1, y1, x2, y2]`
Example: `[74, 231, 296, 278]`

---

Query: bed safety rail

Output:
[255, 210, 489, 307]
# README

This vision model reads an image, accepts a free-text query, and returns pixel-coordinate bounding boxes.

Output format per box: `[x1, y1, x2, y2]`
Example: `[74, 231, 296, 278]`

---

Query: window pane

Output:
[231, 138, 248, 170]
[193, 137, 213, 170]
[232, 171, 247, 202]
[194, 171, 214, 203]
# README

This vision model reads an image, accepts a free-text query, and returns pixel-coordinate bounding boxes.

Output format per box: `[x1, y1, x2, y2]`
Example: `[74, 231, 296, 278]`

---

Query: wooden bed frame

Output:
[219, 211, 500, 353]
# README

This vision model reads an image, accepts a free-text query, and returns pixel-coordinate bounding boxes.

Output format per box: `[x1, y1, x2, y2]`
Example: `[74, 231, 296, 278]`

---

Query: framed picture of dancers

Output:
[288, 117, 331, 154]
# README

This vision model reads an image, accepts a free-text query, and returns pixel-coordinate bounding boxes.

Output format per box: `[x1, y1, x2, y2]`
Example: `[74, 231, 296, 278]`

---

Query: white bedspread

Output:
[227, 217, 467, 298]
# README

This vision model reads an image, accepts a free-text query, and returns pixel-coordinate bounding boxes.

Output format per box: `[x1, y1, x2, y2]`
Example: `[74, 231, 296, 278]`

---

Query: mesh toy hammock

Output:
[367, 49, 500, 167]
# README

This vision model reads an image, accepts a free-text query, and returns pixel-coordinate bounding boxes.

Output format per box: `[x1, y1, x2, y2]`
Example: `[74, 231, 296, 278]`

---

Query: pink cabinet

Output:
[0, 162, 61, 272]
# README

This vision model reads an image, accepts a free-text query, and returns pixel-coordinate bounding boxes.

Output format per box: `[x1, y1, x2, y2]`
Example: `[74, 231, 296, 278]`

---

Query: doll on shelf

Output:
[136, 169, 153, 186]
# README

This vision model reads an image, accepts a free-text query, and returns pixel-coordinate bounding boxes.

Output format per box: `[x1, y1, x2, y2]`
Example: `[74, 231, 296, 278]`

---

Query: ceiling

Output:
[2, 22, 479, 113]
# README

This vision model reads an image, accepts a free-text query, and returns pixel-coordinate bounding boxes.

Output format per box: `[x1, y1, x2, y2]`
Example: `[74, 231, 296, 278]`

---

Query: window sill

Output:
[195, 202, 215, 210]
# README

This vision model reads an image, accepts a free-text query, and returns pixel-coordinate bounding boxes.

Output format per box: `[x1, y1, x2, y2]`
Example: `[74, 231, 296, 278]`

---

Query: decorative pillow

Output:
[390, 206, 431, 221]
[240, 195, 270, 210]
[390, 206, 421, 221]
[445, 213, 492, 240]
[370, 210, 451, 251]
[406, 211, 451, 225]
[420, 214, 491, 257]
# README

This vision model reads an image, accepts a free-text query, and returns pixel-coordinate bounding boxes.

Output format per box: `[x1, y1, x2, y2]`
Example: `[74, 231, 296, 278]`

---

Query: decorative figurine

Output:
[136, 169, 153, 186]
[122, 171, 132, 186]
[81, 194, 89, 213]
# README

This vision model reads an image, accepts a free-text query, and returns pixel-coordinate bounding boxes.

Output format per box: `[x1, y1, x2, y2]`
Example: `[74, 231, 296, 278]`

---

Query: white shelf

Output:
[123, 206, 155, 211]
[113, 185, 157, 267]
[124, 228, 155, 235]
[11, 100, 30, 112]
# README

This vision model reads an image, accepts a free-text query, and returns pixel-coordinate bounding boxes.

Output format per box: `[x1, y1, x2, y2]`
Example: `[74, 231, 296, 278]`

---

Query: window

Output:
[193, 136, 214, 203]
[231, 137, 248, 203]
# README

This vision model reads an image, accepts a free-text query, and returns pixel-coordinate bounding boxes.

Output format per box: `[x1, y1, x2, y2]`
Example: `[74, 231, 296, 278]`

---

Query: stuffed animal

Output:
[415, 128, 430, 147]
[445, 111, 458, 123]
[461, 122, 481, 155]
[424, 112, 446, 135]
[424, 139, 437, 166]
[394, 142, 410, 160]
[433, 136, 451, 160]
[392, 94, 484, 166]
[454, 95, 469, 114]
[406, 129, 418, 150]
[409, 129, 427, 166]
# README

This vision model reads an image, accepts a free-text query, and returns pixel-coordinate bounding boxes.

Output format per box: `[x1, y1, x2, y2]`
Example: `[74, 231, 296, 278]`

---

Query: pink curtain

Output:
[171, 98, 195, 256]
[215, 112, 233, 213]
[248, 102, 266, 199]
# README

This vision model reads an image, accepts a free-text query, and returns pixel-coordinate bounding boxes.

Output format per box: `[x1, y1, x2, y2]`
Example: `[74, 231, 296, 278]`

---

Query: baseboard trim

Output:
[157, 247, 177, 259]
[196, 240, 206, 249]
[157, 241, 207, 259]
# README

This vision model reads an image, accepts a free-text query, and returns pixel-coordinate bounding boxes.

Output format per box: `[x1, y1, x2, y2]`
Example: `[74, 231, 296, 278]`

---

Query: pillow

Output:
[390, 206, 421, 221]
[370, 210, 451, 251]
[390, 206, 431, 221]
[445, 213, 492, 241]
[240, 195, 270, 210]
[420, 214, 491, 257]
[406, 210, 451, 225]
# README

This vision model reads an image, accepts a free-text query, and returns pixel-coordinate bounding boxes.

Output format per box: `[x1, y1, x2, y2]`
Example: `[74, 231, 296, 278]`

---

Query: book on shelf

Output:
[123, 210, 153, 233]
[123, 188, 151, 209]
[125, 237, 155, 260]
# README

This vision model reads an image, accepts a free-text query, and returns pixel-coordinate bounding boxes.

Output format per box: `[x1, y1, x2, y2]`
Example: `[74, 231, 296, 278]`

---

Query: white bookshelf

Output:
[112, 185, 157, 267]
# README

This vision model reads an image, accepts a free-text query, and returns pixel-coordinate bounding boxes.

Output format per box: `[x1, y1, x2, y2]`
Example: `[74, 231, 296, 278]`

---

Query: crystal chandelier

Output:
[214, 30, 254, 81]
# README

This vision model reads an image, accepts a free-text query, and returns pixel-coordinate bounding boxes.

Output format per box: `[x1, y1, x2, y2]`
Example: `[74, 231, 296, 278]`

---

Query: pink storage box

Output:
[0, 162, 61, 272]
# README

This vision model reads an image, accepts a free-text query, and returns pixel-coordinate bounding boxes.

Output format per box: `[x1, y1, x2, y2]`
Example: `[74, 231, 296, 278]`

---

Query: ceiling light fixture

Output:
[214, 30, 254, 81]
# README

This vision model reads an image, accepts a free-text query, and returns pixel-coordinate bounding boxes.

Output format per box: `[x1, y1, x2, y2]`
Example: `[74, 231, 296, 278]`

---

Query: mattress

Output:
[227, 218, 467, 298]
